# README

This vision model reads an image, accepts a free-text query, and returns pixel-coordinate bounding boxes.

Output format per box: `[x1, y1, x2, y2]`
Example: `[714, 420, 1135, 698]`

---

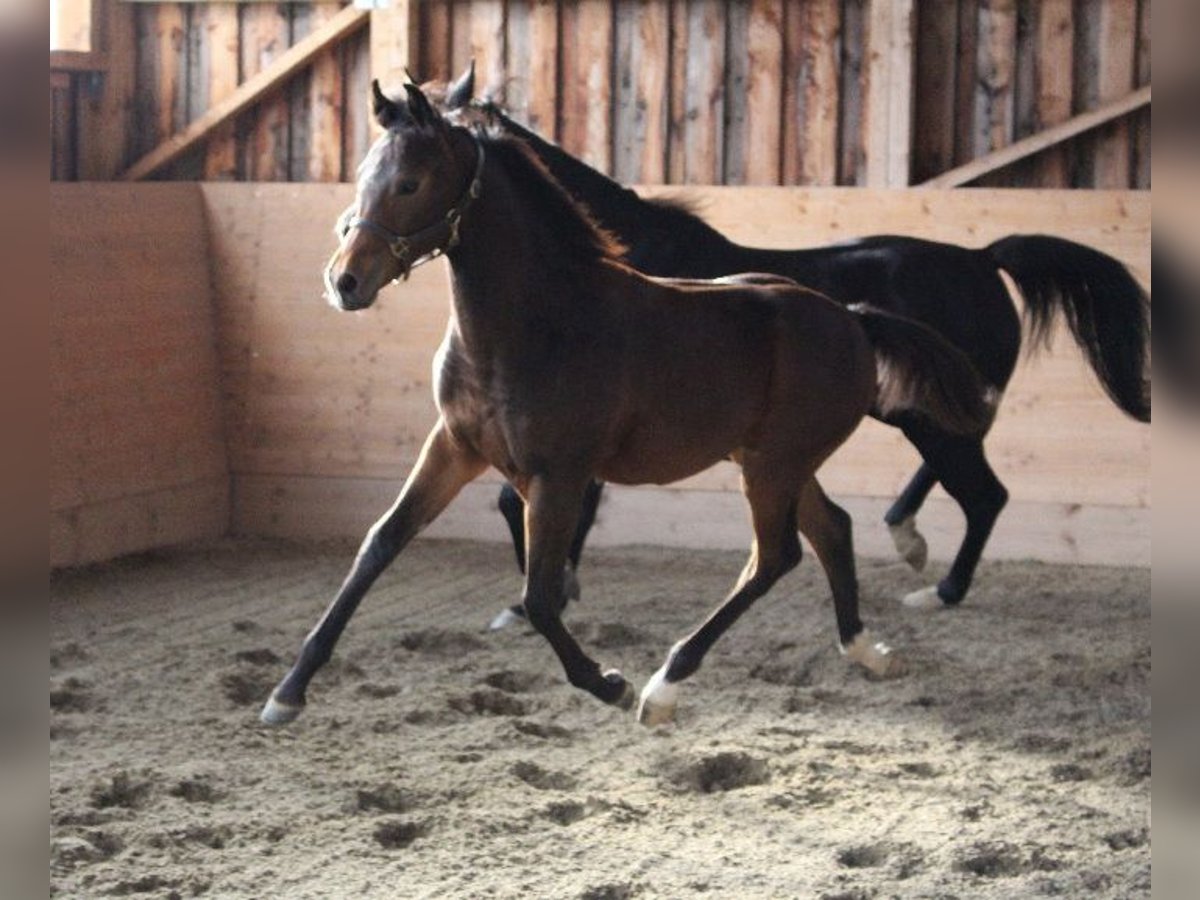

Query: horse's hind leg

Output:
[488, 480, 604, 630]
[796, 478, 902, 677]
[899, 424, 1008, 609]
[522, 474, 634, 709]
[883, 463, 937, 571]
[261, 423, 485, 725]
[638, 481, 802, 726]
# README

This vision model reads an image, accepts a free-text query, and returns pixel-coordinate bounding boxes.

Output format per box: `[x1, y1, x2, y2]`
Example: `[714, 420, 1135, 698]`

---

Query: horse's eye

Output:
[397, 179, 420, 196]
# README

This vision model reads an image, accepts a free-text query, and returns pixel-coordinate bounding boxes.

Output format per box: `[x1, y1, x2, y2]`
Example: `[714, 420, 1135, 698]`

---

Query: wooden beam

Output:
[119, 4, 369, 181]
[920, 85, 1151, 188]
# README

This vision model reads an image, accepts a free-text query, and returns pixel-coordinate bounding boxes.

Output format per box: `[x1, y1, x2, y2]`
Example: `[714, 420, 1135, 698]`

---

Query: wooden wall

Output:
[50, 184, 230, 567]
[201, 183, 1149, 567]
[55, 0, 1151, 189]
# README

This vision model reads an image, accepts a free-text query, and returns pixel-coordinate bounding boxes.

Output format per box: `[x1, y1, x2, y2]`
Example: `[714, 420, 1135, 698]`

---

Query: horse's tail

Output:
[984, 234, 1151, 422]
[851, 304, 995, 436]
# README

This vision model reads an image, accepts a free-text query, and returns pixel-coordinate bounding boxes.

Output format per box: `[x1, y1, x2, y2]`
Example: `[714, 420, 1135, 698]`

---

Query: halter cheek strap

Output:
[347, 135, 485, 279]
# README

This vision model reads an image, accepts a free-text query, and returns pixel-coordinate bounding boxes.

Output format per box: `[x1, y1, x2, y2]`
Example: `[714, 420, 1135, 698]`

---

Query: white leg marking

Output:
[486, 606, 524, 632]
[637, 663, 680, 727]
[901, 585, 945, 610]
[888, 516, 928, 572]
[260, 694, 304, 727]
[839, 629, 905, 678]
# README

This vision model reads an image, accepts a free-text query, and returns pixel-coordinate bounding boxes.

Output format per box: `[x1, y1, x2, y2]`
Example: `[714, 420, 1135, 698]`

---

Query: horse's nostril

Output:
[336, 272, 358, 295]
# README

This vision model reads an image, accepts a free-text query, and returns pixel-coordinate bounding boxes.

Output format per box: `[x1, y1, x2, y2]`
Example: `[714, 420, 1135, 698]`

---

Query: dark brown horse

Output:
[432, 64, 1151, 619]
[261, 81, 991, 728]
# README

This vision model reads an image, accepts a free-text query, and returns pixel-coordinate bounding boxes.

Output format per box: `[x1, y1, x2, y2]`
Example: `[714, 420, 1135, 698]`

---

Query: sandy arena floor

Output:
[50, 537, 1149, 898]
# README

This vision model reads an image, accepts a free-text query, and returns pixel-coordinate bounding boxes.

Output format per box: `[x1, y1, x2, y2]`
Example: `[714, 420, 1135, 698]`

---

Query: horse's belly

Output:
[596, 422, 741, 487]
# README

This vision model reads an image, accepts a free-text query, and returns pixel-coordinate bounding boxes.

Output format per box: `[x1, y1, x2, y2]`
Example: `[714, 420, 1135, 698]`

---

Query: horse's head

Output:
[324, 80, 481, 311]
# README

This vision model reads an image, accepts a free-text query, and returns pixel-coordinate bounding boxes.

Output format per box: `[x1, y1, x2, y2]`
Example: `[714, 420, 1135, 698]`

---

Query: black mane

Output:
[475, 128, 628, 266]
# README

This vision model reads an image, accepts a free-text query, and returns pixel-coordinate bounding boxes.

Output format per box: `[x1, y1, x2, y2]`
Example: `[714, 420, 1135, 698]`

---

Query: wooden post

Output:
[369, 0, 414, 92]
[863, 0, 914, 187]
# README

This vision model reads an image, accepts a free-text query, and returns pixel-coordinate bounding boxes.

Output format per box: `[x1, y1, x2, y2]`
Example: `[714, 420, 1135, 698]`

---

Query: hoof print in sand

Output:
[169, 775, 221, 804]
[219, 669, 276, 707]
[512, 760, 577, 791]
[513, 719, 574, 742]
[1104, 827, 1148, 851]
[837, 842, 891, 869]
[51, 832, 124, 870]
[483, 670, 545, 694]
[668, 751, 770, 793]
[234, 648, 281, 666]
[51, 677, 95, 713]
[953, 843, 1035, 879]
[579, 883, 634, 900]
[90, 772, 154, 810]
[373, 819, 428, 850]
[448, 688, 530, 717]
[356, 783, 416, 815]
[398, 628, 486, 656]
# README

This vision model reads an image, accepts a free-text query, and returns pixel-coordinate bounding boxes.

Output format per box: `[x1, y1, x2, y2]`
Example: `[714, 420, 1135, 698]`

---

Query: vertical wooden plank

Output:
[1033, 0, 1072, 187]
[837, 0, 866, 185]
[195, 2, 239, 180]
[953, 0, 979, 167]
[1092, 0, 1136, 188]
[239, 3, 291, 181]
[560, 0, 613, 172]
[371, 0, 414, 89]
[451, 0, 475, 80]
[504, 0, 560, 133]
[1133, 0, 1150, 189]
[783, 0, 839, 186]
[973, 0, 1017, 163]
[51, 80, 76, 181]
[78, 0, 138, 179]
[134, 3, 187, 166]
[863, 0, 914, 186]
[467, 1, 507, 100]
[911, 0, 956, 183]
[669, 0, 725, 184]
[304, 3, 345, 182]
[417, 0, 453, 79]
[343, 29, 373, 175]
[729, 0, 783, 184]
[613, 0, 669, 184]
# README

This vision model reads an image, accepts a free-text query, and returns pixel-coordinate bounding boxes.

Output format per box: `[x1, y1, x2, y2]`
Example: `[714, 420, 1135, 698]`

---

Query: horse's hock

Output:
[50, 182, 1149, 570]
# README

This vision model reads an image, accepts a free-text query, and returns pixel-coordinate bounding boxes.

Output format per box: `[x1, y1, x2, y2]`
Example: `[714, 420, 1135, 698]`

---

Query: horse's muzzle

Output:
[324, 259, 375, 311]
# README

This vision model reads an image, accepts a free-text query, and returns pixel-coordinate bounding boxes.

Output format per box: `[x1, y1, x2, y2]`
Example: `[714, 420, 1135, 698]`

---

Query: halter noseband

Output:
[347, 134, 485, 278]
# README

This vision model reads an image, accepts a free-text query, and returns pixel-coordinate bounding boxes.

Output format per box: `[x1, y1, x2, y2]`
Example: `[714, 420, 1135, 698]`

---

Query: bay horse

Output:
[261, 80, 992, 728]
[431, 64, 1151, 620]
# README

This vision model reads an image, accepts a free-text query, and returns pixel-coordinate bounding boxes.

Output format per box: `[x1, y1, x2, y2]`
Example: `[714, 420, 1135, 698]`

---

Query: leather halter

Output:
[347, 134, 484, 279]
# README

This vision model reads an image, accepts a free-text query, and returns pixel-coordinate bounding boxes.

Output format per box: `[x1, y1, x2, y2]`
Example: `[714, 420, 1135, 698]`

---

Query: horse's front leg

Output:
[523, 475, 635, 710]
[261, 422, 486, 725]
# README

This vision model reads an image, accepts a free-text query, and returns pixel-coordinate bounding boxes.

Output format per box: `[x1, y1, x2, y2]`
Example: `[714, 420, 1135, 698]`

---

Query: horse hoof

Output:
[840, 630, 905, 679]
[901, 585, 945, 610]
[636, 665, 678, 726]
[260, 694, 304, 727]
[888, 517, 928, 572]
[486, 605, 524, 631]
[602, 670, 636, 711]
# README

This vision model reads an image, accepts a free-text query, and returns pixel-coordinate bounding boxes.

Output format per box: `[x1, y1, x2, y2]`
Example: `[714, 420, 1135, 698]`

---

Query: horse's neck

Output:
[446, 164, 593, 358]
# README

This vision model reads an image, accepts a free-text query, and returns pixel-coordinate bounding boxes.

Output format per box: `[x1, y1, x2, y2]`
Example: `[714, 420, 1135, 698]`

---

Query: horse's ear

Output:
[445, 60, 476, 110]
[371, 79, 404, 129]
[403, 82, 440, 129]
